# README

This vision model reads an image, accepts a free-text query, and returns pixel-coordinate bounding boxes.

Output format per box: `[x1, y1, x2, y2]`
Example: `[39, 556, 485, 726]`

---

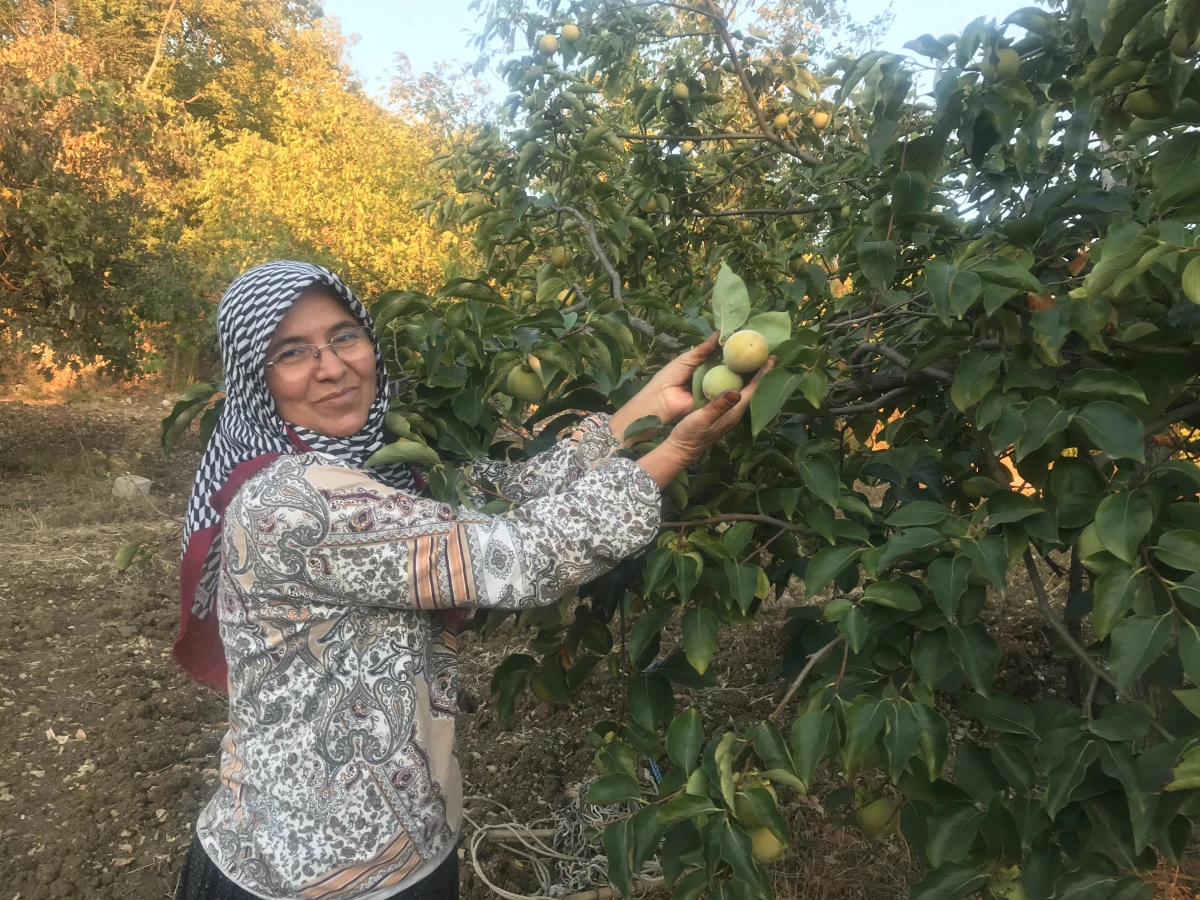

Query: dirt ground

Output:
[0, 394, 1194, 900]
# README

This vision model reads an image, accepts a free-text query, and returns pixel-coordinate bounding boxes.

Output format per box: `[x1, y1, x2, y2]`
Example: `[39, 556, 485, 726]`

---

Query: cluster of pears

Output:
[701, 329, 770, 399]
[538, 23, 580, 53]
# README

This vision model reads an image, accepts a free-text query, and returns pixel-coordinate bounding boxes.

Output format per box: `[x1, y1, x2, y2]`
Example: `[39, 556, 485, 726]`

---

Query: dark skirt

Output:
[174, 835, 460, 900]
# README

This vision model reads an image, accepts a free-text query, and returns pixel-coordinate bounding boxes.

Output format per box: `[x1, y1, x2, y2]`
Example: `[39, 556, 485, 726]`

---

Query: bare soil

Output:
[0, 396, 1192, 900]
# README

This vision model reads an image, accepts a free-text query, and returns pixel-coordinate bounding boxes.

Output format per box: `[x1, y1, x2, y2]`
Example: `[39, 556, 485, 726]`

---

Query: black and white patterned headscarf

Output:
[175, 260, 415, 688]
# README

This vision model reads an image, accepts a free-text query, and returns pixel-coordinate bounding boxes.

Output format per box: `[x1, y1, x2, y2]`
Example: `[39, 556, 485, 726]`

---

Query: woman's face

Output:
[263, 289, 378, 437]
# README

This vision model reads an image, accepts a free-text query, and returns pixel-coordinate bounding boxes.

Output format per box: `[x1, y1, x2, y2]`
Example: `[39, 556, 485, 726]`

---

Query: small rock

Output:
[106, 455, 129, 472]
[116, 625, 137, 639]
[112, 475, 151, 500]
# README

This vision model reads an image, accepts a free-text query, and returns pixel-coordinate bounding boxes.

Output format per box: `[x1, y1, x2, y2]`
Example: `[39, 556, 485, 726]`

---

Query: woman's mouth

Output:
[316, 386, 357, 405]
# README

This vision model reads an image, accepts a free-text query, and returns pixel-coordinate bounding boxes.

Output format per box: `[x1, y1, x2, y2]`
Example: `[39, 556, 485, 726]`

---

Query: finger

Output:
[699, 389, 741, 421]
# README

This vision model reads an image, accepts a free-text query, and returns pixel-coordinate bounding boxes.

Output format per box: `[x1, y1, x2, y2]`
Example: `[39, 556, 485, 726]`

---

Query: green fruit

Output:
[1126, 84, 1174, 119]
[519, 290, 535, 303]
[672, 81, 690, 101]
[1048, 78, 1074, 102]
[643, 196, 658, 212]
[856, 797, 899, 838]
[702, 364, 744, 400]
[982, 47, 1020, 81]
[723, 330, 769, 373]
[773, 112, 790, 131]
[538, 34, 559, 53]
[750, 827, 786, 863]
[550, 246, 572, 268]
[507, 365, 545, 402]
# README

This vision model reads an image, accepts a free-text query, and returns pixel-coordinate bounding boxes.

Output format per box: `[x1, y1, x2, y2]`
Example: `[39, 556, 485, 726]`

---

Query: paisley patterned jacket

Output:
[196, 414, 662, 899]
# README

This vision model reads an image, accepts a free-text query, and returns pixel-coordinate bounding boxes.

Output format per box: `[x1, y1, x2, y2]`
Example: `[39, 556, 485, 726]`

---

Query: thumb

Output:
[700, 389, 741, 419]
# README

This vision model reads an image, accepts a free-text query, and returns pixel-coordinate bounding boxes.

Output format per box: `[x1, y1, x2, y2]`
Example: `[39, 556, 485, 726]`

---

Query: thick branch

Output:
[769, 634, 845, 721]
[141, 0, 179, 92]
[829, 385, 913, 416]
[1022, 550, 1174, 742]
[864, 342, 954, 385]
[1147, 398, 1200, 435]
[618, 131, 775, 143]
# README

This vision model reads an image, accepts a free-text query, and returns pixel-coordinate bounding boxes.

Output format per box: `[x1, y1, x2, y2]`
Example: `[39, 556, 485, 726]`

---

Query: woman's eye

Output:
[331, 330, 363, 346]
[276, 346, 311, 363]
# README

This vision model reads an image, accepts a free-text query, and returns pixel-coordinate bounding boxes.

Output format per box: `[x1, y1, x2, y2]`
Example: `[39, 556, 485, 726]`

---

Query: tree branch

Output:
[1022, 549, 1174, 742]
[829, 385, 913, 416]
[1146, 398, 1200, 435]
[617, 131, 776, 143]
[553, 205, 621, 302]
[769, 634, 845, 721]
[863, 342, 954, 385]
[141, 0, 179, 92]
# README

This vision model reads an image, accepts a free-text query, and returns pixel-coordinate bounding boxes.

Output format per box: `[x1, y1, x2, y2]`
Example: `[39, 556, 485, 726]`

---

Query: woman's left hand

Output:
[609, 334, 720, 443]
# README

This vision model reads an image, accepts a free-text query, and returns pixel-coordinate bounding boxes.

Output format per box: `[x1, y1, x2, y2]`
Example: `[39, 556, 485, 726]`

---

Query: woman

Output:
[172, 260, 773, 900]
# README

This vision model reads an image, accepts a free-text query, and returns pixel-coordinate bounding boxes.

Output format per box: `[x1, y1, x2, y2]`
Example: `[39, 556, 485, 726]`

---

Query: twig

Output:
[1146, 398, 1200, 435]
[618, 131, 774, 143]
[1022, 549, 1175, 741]
[863, 342, 954, 385]
[769, 634, 846, 721]
[1084, 672, 1098, 722]
[828, 386, 913, 417]
[552, 206, 622, 302]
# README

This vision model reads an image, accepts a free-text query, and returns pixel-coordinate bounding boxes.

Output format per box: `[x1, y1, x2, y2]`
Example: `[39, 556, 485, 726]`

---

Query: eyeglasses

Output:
[264, 326, 374, 378]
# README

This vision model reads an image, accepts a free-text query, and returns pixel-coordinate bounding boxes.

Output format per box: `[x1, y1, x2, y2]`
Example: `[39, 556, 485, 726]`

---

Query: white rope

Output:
[462, 783, 663, 900]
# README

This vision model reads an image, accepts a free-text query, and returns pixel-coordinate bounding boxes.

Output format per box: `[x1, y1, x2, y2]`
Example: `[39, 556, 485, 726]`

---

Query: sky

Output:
[322, 0, 1031, 96]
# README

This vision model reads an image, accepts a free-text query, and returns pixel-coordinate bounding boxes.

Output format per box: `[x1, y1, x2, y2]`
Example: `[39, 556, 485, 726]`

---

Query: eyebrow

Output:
[269, 319, 362, 350]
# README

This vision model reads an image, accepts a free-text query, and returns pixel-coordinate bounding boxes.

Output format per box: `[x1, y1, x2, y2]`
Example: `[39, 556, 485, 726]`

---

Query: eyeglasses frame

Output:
[263, 324, 375, 375]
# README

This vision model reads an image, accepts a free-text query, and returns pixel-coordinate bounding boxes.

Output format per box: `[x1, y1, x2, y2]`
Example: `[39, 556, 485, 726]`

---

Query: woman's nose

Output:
[313, 347, 350, 380]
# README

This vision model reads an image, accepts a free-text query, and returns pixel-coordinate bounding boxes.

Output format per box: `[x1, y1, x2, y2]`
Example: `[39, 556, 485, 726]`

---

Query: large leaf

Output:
[750, 369, 803, 436]
[1108, 614, 1174, 692]
[681, 607, 719, 675]
[791, 708, 834, 789]
[365, 439, 441, 468]
[910, 863, 989, 900]
[803, 545, 861, 600]
[858, 239, 898, 291]
[587, 772, 642, 804]
[666, 708, 704, 775]
[951, 349, 1002, 412]
[744, 311, 792, 350]
[712, 263, 750, 340]
[1074, 401, 1146, 462]
[1092, 564, 1143, 640]
[1094, 491, 1154, 564]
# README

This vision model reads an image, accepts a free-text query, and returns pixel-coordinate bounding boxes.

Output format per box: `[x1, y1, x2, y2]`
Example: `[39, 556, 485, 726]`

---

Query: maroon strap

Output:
[173, 453, 281, 691]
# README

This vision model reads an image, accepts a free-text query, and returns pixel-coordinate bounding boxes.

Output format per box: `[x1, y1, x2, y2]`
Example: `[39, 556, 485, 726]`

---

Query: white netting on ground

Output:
[463, 778, 663, 900]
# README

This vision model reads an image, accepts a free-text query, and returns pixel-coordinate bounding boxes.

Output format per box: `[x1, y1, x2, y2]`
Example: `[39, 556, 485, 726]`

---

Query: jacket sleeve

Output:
[222, 450, 661, 611]
[457, 413, 624, 505]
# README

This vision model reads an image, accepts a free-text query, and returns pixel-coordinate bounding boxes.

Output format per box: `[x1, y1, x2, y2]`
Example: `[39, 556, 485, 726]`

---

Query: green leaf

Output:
[1173, 688, 1200, 719]
[947, 623, 1000, 696]
[750, 720, 794, 772]
[909, 863, 989, 900]
[627, 608, 672, 668]
[967, 256, 1044, 293]
[962, 535, 1009, 589]
[858, 239, 898, 291]
[791, 708, 833, 789]
[985, 491, 1045, 525]
[841, 695, 887, 773]
[796, 453, 840, 508]
[666, 708, 704, 775]
[1013, 398, 1071, 461]
[878, 527, 944, 571]
[601, 820, 633, 899]
[712, 263, 750, 340]
[960, 693, 1038, 737]
[749, 369, 803, 436]
[1108, 614, 1174, 692]
[862, 580, 922, 611]
[365, 439, 441, 468]
[883, 700, 924, 782]
[838, 605, 868, 652]
[990, 741, 1037, 792]
[587, 772, 642, 805]
[1155, 530, 1200, 571]
[1166, 745, 1200, 791]
[803, 545, 861, 600]
[912, 629, 956, 687]
[626, 673, 673, 731]
[951, 349, 1002, 412]
[740, 785, 791, 844]
[744, 311, 792, 350]
[1094, 491, 1154, 564]
[1061, 369, 1147, 402]
[681, 608, 719, 675]
[655, 791, 718, 826]
[798, 368, 828, 408]
[1044, 741, 1099, 819]
[927, 556, 971, 620]
[114, 541, 142, 572]
[1092, 563, 1143, 640]
[925, 804, 987, 866]
[1074, 401, 1146, 462]
[1180, 623, 1200, 685]
[885, 502, 950, 527]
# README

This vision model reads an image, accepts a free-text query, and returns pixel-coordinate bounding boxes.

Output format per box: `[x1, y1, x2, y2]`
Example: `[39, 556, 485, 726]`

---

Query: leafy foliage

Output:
[169, 0, 1200, 896]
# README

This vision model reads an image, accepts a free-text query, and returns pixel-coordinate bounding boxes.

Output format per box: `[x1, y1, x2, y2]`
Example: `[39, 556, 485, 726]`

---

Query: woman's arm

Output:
[222, 451, 660, 611]
[458, 413, 622, 505]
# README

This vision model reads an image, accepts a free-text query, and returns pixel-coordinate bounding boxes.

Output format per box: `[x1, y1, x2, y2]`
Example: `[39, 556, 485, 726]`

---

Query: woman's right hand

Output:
[637, 356, 776, 488]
